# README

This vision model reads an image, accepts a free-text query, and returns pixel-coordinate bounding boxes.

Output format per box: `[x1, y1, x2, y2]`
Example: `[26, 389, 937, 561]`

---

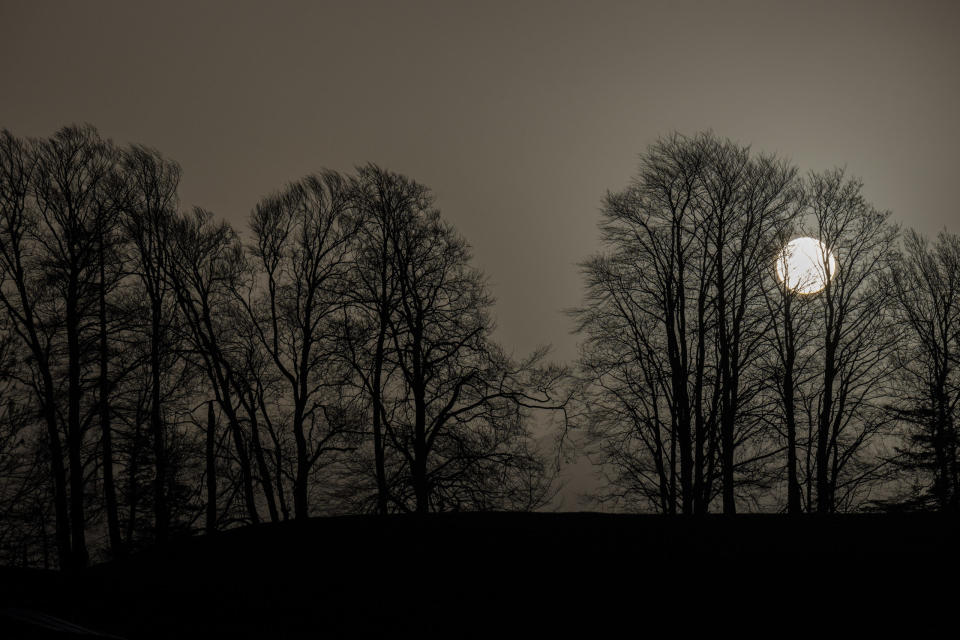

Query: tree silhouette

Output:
[801, 169, 899, 512]
[165, 208, 262, 526]
[118, 144, 185, 543]
[338, 165, 424, 514]
[761, 226, 818, 514]
[0, 125, 123, 568]
[243, 172, 362, 520]
[884, 230, 960, 510]
[572, 132, 797, 514]
[341, 165, 561, 513]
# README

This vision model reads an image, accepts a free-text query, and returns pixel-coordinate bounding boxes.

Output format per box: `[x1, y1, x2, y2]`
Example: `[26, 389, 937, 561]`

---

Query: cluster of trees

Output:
[572, 132, 960, 515]
[0, 125, 564, 569]
[1, 125, 957, 569]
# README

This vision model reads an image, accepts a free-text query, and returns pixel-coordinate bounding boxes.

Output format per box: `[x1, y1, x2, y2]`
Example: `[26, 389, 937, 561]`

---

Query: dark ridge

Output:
[2, 512, 956, 638]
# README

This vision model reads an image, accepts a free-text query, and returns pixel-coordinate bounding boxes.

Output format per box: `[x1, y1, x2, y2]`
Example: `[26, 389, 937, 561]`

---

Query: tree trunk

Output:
[779, 294, 802, 514]
[66, 275, 88, 569]
[292, 397, 309, 520]
[99, 239, 122, 555]
[693, 284, 709, 515]
[715, 242, 737, 516]
[413, 365, 429, 514]
[150, 297, 168, 543]
[784, 365, 801, 513]
[126, 413, 141, 548]
[206, 401, 217, 535]
[227, 408, 259, 525]
[664, 283, 693, 515]
[247, 397, 279, 522]
[817, 339, 836, 514]
[40, 373, 71, 569]
[372, 311, 389, 515]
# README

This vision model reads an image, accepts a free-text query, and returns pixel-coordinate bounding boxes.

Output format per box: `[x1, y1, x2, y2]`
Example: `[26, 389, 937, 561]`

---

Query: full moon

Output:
[775, 237, 837, 294]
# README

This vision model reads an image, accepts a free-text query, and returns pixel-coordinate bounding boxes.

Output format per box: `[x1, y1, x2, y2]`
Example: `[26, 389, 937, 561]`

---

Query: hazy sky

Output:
[2, 0, 958, 366]
[2, 0, 959, 510]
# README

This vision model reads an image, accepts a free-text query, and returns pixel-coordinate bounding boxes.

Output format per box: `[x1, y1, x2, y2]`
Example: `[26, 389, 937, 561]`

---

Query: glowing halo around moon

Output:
[775, 237, 837, 294]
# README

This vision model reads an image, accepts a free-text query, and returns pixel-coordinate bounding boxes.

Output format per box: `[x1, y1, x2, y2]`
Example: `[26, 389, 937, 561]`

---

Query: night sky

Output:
[2, 0, 958, 507]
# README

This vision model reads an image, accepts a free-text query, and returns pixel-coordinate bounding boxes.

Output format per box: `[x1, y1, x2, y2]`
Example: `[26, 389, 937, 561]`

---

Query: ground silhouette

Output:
[1, 511, 957, 637]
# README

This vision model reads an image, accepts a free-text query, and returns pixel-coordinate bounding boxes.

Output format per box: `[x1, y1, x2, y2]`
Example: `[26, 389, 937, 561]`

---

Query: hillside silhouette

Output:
[2, 511, 957, 638]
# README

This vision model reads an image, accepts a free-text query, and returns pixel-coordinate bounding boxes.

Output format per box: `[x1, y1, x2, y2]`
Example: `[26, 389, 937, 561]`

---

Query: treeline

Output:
[0, 125, 565, 569]
[2, 126, 958, 569]
[571, 132, 960, 516]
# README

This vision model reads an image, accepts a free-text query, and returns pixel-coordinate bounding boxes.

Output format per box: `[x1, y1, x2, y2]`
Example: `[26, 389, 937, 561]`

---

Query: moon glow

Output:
[775, 237, 837, 294]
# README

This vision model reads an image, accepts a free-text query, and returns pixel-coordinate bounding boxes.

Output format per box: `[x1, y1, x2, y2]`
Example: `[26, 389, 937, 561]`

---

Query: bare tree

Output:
[573, 132, 797, 514]
[0, 125, 123, 567]
[34, 125, 118, 567]
[95, 179, 124, 557]
[705, 147, 799, 513]
[760, 226, 820, 514]
[166, 208, 261, 525]
[379, 173, 560, 513]
[0, 128, 72, 565]
[574, 134, 713, 514]
[243, 172, 361, 520]
[338, 165, 426, 513]
[884, 230, 960, 510]
[803, 169, 900, 512]
[118, 144, 184, 542]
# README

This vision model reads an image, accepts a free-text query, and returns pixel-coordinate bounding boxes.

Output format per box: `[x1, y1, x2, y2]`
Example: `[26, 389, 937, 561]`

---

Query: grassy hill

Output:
[2, 512, 957, 637]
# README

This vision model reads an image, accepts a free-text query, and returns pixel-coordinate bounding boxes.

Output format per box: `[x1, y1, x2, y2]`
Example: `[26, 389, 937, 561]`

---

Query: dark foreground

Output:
[2, 512, 958, 638]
